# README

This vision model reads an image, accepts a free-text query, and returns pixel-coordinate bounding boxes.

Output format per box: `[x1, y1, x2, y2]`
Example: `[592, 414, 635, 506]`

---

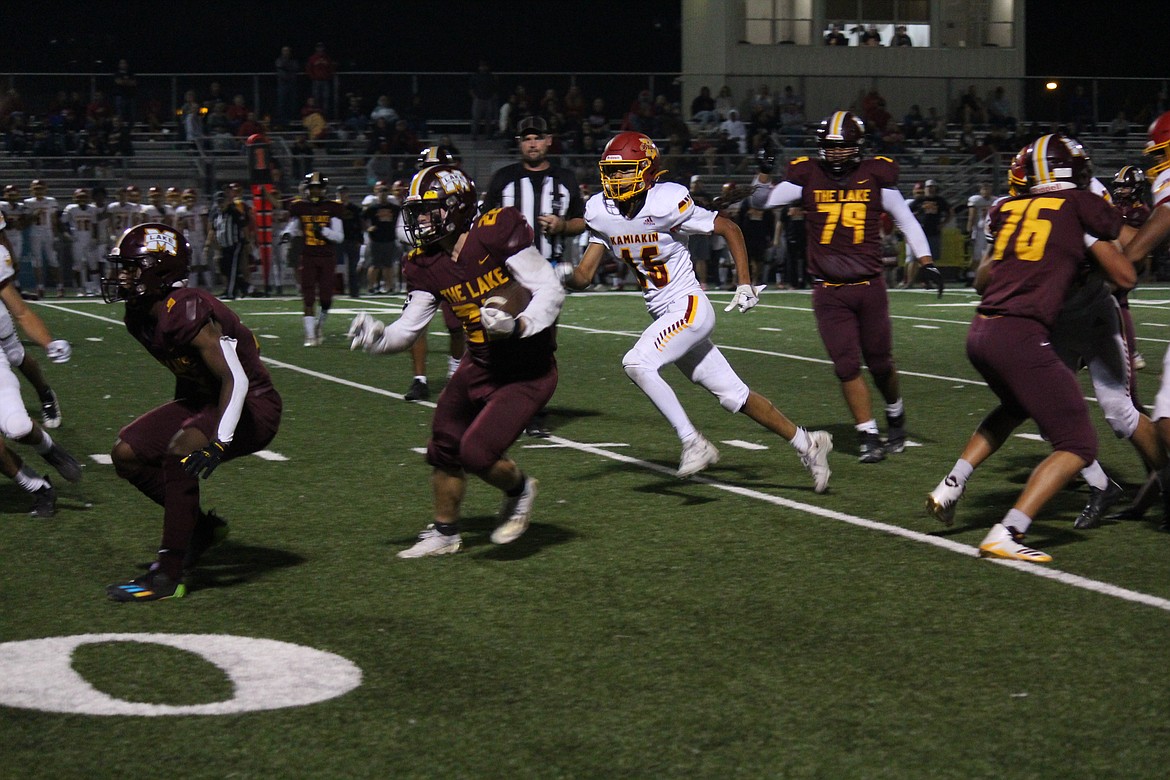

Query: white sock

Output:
[855, 420, 880, 435]
[414, 375, 427, 384]
[885, 399, 904, 418]
[15, 465, 49, 492]
[1003, 508, 1032, 534]
[790, 427, 811, 454]
[948, 458, 975, 486]
[303, 316, 316, 339]
[1080, 460, 1108, 490]
[447, 356, 461, 378]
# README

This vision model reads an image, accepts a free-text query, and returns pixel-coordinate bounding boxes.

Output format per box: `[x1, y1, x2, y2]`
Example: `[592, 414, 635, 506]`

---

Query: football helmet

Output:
[1014, 134, 1093, 193]
[73, 188, 90, 204]
[598, 131, 662, 202]
[416, 145, 458, 170]
[304, 171, 328, 200]
[3, 185, 18, 199]
[1144, 111, 1170, 177]
[102, 222, 191, 303]
[29, 179, 46, 197]
[815, 111, 866, 176]
[1111, 165, 1148, 204]
[402, 165, 478, 248]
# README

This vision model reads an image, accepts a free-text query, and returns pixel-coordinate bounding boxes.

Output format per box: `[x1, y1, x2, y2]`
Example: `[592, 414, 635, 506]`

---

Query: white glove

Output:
[46, 339, 72, 363]
[555, 261, 575, 286]
[479, 306, 516, 339]
[347, 313, 385, 351]
[724, 284, 764, 313]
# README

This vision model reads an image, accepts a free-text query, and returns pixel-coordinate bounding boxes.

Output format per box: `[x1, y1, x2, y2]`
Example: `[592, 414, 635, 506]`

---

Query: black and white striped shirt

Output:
[482, 163, 584, 262]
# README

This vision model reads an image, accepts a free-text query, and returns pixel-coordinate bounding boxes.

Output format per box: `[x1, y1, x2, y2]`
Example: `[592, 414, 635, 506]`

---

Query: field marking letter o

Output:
[0, 633, 362, 716]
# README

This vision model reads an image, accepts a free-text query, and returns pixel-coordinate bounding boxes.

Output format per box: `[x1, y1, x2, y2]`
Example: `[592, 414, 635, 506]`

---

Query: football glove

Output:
[756, 148, 776, 174]
[181, 440, 227, 479]
[921, 264, 945, 298]
[347, 313, 386, 351]
[480, 306, 517, 339]
[46, 339, 72, 363]
[725, 284, 763, 313]
[555, 261, 575, 286]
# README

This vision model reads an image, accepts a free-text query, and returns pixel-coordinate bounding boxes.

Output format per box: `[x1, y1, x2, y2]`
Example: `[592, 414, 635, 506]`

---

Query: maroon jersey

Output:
[124, 287, 276, 403]
[405, 206, 555, 378]
[785, 155, 899, 282]
[978, 189, 1123, 327]
[287, 197, 345, 258]
[1115, 200, 1150, 228]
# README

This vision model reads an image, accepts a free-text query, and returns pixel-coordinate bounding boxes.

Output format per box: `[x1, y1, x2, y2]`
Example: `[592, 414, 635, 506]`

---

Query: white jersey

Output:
[0, 200, 28, 229]
[1151, 168, 1170, 209]
[0, 241, 15, 285]
[61, 203, 100, 243]
[584, 182, 714, 316]
[175, 204, 209, 243]
[24, 196, 58, 233]
[966, 193, 992, 239]
[141, 204, 175, 226]
[106, 201, 144, 239]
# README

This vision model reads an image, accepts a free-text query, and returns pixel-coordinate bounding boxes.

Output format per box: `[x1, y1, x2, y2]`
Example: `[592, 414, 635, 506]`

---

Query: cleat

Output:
[492, 477, 538, 544]
[29, 480, 56, 518]
[677, 434, 719, 478]
[524, 421, 550, 438]
[404, 378, 430, 402]
[926, 475, 965, 527]
[183, 510, 230, 572]
[885, 413, 906, 454]
[1074, 479, 1124, 530]
[303, 337, 319, 347]
[979, 523, 1052, 563]
[42, 443, 82, 483]
[106, 569, 187, 602]
[1133, 352, 1146, 370]
[397, 524, 462, 558]
[858, 431, 886, 463]
[799, 430, 833, 493]
[40, 389, 62, 429]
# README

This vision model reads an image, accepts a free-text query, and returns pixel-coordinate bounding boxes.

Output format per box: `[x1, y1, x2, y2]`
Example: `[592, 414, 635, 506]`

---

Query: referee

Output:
[482, 115, 586, 436]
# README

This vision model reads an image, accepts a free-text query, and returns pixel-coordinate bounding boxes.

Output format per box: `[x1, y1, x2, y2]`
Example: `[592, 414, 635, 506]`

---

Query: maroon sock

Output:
[159, 455, 200, 561]
[123, 462, 167, 508]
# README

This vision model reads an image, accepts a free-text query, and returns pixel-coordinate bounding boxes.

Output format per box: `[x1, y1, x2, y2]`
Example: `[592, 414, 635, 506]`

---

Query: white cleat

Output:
[800, 430, 833, 493]
[677, 434, 720, 478]
[397, 524, 462, 558]
[926, 476, 966, 527]
[978, 523, 1052, 563]
[492, 477, 538, 544]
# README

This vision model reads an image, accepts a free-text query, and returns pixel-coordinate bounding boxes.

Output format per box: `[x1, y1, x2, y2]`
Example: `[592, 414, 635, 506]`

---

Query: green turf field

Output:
[2, 285, 1169, 779]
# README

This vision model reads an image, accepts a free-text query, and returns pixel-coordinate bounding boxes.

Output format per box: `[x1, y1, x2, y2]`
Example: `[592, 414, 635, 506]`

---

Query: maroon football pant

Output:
[966, 314, 1097, 462]
[300, 252, 335, 309]
[811, 279, 895, 383]
[427, 360, 558, 474]
[116, 392, 282, 554]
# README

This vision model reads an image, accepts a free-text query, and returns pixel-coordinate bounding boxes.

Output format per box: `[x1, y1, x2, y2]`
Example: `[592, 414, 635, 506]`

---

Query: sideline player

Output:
[60, 188, 101, 296]
[102, 223, 282, 601]
[24, 180, 61, 297]
[750, 111, 942, 462]
[926, 135, 1134, 562]
[348, 164, 564, 557]
[284, 172, 343, 346]
[563, 132, 833, 490]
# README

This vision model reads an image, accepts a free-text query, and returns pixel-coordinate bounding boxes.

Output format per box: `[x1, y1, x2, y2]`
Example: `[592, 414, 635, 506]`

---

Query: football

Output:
[480, 278, 532, 317]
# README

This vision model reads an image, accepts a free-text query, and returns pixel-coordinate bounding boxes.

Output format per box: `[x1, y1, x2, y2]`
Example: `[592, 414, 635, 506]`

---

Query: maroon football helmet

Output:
[102, 222, 191, 303]
[598, 131, 663, 202]
[1014, 134, 1092, 193]
[816, 111, 866, 176]
[402, 165, 478, 248]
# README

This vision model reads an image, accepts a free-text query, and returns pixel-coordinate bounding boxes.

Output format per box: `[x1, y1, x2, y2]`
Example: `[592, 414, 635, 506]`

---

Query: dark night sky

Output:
[2, 1, 1164, 79]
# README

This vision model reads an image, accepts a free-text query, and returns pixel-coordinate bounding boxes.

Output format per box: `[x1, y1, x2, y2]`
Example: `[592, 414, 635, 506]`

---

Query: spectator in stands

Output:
[203, 81, 226, 112]
[402, 93, 427, 137]
[365, 116, 394, 155]
[105, 116, 134, 157]
[299, 97, 328, 141]
[206, 102, 232, 148]
[825, 23, 848, 45]
[468, 59, 498, 139]
[5, 112, 29, 154]
[859, 24, 882, 46]
[275, 45, 300, 129]
[880, 122, 907, 154]
[986, 86, 1016, 131]
[180, 90, 205, 150]
[370, 95, 397, 124]
[890, 25, 913, 46]
[385, 119, 419, 156]
[306, 43, 336, 119]
[562, 85, 586, 131]
[86, 91, 113, 132]
[863, 92, 892, 136]
[111, 59, 137, 127]
[142, 97, 164, 133]
[498, 92, 520, 139]
[750, 84, 775, 119]
[236, 111, 263, 139]
[927, 106, 947, 143]
[778, 85, 803, 115]
[719, 109, 747, 154]
[1109, 110, 1131, 146]
[957, 123, 978, 154]
[714, 85, 736, 121]
[691, 86, 718, 130]
[778, 100, 806, 145]
[1066, 85, 1093, 134]
[223, 94, 248, 133]
[902, 104, 927, 142]
[340, 94, 369, 138]
[959, 85, 986, 126]
[437, 135, 462, 164]
[585, 97, 609, 134]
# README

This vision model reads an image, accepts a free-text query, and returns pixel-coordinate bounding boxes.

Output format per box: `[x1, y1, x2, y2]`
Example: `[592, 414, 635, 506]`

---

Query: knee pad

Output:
[2, 333, 25, 367]
[1101, 395, 1140, 439]
[0, 406, 33, 440]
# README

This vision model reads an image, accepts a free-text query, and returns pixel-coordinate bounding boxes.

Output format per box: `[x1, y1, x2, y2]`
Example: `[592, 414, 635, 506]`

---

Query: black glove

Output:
[756, 148, 775, 174]
[921, 264, 944, 298]
[181, 440, 228, 479]
[280, 232, 291, 244]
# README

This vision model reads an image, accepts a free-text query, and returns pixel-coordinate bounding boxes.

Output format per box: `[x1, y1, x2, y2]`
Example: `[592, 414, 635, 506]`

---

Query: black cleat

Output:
[40, 389, 62, 429]
[106, 568, 186, 602]
[858, 431, 886, 463]
[1074, 479, 1124, 529]
[29, 480, 56, 518]
[404, 378, 430, 401]
[525, 421, 551, 438]
[42, 443, 82, 483]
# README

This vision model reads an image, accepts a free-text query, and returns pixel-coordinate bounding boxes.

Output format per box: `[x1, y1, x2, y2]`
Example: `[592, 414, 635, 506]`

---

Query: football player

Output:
[174, 188, 212, 289]
[348, 164, 564, 556]
[60, 188, 101, 296]
[285, 172, 344, 345]
[750, 111, 941, 462]
[141, 186, 176, 227]
[1122, 111, 1170, 529]
[102, 223, 282, 601]
[1111, 165, 1150, 373]
[0, 237, 79, 516]
[561, 131, 834, 489]
[24, 180, 60, 297]
[926, 135, 1135, 562]
[1, 185, 28, 270]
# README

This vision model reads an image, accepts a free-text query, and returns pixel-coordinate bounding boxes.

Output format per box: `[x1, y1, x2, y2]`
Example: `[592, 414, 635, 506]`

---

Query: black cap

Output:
[516, 116, 548, 137]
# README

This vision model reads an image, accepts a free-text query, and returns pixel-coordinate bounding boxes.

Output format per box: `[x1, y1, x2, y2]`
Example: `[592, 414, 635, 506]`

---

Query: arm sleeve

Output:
[282, 215, 302, 238]
[374, 290, 439, 353]
[320, 216, 344, 243]
[882, 189, 932, 259]
[214, 337, 249, 444]
[505, 245, 566, 336]
[759, 180, 803, 209]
